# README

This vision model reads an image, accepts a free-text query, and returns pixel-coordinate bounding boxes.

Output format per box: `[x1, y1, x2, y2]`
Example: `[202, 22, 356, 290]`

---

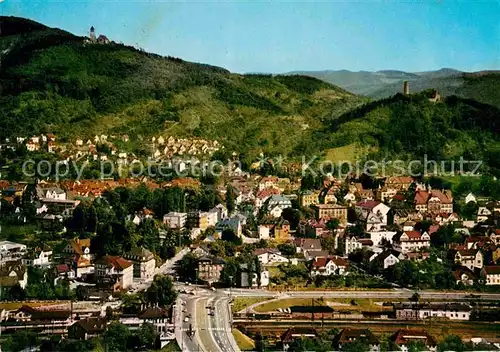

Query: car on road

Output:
[210, 287, 216, 291]
[208, 311, 215, 316]
[184, 317, 189, 322]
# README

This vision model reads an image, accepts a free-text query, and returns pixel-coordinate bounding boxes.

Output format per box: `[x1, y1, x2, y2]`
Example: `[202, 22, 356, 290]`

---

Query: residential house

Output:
[187, 211, 210, 231]
[477, 207, 492, 223]
[69, 317, 108, 340]
[372, 250, 401, 269]
[481, 266, 500, 285]
[258, 176, 279, 191]
[54, 264, 75, 281]
[355, 200, 391, 231]
[344, 236, 363, 256]
[296, 238, 323, 254]
[124, 247, 156, 280]
[310, 256, 349, 276]
[352, 183, 375, 200]
[389, 329, 437, 352]
[163, 212, 187, 229]
[191, 244, 210, 257]
[299, 190, 319, 208]
[23, 247, 52, 267]
[197, 256, 225, 283]
[454, 249, 483, 271]
[0, 261, 28, 289]
[369, 231, 396, 246]
[298, 219, 330, 238]
[311, 204, 348, 223]
[0, 241, 27, 263]
[453, 267, 474, 286]
[266, 195, 292, 218]
[281, 327, 317, 349]
[333, 328, 380, 352]
[94, 256, 133, 289]
[465, 193, 476, 204]
[253, 248, 289, 265]
[384, 176, 414, 190]
[393, 231, 430, 253]
[394, 303, 471, 321]
[240, 264, 269, 288]
[255, 188, 281, 208]
[321, 187, 338, 205]
[344, 191, 356, 205]
[215, 216, 243, 237]
[414, 189, 453, 214]
[120, 307, 170, 334]
[376, 186, 398, 202]
[36, 185, 67, 200]
[209, 204, 228, 222]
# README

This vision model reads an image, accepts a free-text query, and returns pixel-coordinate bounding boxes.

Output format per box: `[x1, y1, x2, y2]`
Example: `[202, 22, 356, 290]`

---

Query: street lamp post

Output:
[228, 275, 233, 301]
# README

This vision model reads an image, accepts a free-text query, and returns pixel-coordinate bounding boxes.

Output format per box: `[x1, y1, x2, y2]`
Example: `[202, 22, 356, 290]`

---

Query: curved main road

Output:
[177, 292, 240, 352]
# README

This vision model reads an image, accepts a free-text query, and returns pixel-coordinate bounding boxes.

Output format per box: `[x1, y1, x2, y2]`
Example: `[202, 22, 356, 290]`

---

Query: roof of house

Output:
[198, 256, 225, 265]
[124, 247, 154, 262]
[253, 248, 280, 256]
[415, 189, 453, 205]
[281, 327, 317, 342]
[17, 306, 71, 321]
[298, 238, 322, 251]
[139, 307, 169, 319]
[483, 265, 500, 275]
[94, 256, 132, 271]
[355, 200, 381, 209]
[69, 238, 91, 255]
[390, 329, 437, 347]
[55, 264, 71, 274]
[402, 231, 426, 240]
[333, 328, 379, 345]
[71, 317, 107, 334]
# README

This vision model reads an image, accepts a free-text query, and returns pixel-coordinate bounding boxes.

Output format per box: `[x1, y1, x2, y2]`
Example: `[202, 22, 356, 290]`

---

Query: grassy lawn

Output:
[159, 341, 181, 352]
[232, 328, 255, 351]
[0, 301, 68, 311]
[232, 297, 270, 313]
[254, 298, 324, 312]
[0, 223, 38, 242]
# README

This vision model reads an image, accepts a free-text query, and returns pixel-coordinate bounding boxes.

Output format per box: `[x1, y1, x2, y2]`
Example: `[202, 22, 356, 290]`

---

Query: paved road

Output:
[132, 248, 189, 293]
[176, 291, 241, 352]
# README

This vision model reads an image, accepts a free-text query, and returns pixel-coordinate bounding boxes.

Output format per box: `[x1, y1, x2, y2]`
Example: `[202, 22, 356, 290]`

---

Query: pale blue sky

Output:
[1, 0, 499, 73]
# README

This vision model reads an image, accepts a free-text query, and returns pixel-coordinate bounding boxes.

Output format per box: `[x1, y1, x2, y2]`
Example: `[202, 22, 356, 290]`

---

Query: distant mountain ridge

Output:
[287, 68, 500, 107]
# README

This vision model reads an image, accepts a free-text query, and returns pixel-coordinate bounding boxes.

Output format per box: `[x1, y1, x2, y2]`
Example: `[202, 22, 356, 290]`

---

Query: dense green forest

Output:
[0, 16, 365, 161]
[301, 91, 500, 175]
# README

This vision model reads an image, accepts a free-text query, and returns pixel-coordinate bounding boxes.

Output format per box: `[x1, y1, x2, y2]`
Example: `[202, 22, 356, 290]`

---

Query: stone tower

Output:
[403, 81, 409, 95]
[90, 26, 96, 42]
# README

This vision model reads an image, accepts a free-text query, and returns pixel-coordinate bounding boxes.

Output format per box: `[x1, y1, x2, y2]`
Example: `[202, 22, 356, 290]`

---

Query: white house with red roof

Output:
[311, 256, 349, 276]
[393, 231, 430, 253]
[94, 256, 133, 289]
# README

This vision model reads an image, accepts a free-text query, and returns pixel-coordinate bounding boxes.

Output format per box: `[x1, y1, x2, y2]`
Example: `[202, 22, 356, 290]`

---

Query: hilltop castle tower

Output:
[403, 81, 409, 95]
[89, 26, 96, 42]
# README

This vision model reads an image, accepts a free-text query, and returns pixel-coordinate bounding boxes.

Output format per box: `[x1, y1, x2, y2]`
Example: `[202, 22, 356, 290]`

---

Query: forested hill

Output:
[0, 16, 367, 160]
[309, 90, 500, 175]
[288, 68, 500, 108]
